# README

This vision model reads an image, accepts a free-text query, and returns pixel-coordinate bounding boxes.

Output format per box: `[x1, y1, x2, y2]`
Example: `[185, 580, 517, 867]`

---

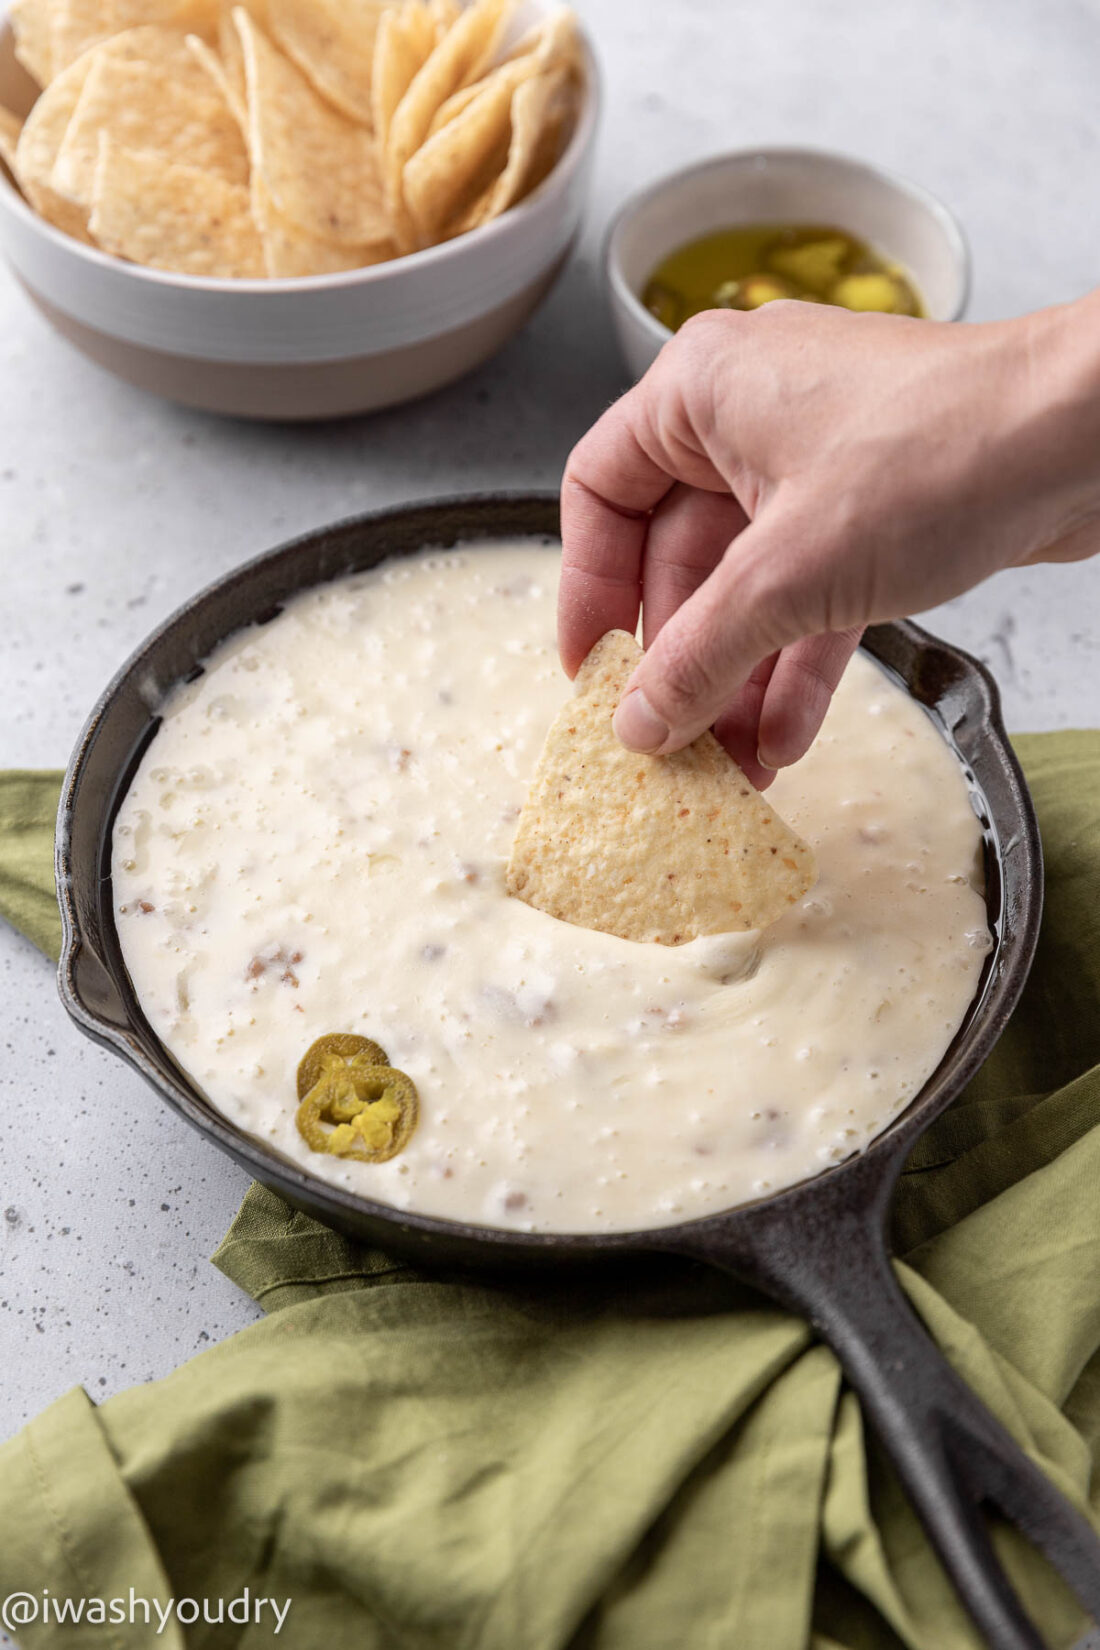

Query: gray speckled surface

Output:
[1, 0, 1099, 1639]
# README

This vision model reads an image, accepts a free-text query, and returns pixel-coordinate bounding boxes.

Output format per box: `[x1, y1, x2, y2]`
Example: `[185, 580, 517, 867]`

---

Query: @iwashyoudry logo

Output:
[2, 1588, 292, 1635]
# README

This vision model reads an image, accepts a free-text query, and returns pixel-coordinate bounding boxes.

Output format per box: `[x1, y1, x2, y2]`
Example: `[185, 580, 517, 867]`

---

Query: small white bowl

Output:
[606, 147, 969, 382]
[0, 11, 600, 420]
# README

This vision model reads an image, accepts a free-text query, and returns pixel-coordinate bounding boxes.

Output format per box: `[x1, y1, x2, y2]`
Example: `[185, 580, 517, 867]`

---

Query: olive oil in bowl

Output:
[643, 223, 922, 332]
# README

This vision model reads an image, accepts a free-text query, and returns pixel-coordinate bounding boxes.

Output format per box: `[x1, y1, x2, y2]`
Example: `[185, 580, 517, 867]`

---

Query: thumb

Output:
[612, 518, 823, 755]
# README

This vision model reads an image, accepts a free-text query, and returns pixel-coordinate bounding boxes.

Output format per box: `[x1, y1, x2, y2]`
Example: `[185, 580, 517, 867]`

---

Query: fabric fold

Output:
[0, 769, 64, 959]
[0, 1388, 185, 1650]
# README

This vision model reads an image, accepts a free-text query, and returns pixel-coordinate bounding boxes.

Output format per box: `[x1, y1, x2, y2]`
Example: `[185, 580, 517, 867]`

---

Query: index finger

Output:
[558, 400, 669, 677]
[558, 368, 729, 675]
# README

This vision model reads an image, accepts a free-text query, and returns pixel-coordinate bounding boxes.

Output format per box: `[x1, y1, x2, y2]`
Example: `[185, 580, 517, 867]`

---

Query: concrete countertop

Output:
[1, 0, 1098, 1639]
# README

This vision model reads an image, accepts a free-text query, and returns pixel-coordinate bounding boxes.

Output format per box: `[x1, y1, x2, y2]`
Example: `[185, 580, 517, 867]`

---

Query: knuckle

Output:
[759, 693, 824, 770]
[676, 308, 723, 343]
[671, 307, 740, 364]
[737, 552, 812, 651]
[751, 297, 800, 323]
[651, 627, 720, 717]
[559, 464, 591, 532]
[784, 650, 837, 712]
[736, 510, 853, 646]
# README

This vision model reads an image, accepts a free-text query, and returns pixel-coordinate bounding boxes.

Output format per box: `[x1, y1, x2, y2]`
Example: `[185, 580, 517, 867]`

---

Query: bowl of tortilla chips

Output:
[0, 0, 597, 419]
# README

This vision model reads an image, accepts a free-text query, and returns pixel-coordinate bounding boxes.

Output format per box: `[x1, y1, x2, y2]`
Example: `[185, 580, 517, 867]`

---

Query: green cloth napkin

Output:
[0, 738, 1098, 1650]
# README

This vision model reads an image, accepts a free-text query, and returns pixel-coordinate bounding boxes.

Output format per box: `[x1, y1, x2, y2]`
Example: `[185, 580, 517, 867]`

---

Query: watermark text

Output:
[2, 1587, 291, 1635]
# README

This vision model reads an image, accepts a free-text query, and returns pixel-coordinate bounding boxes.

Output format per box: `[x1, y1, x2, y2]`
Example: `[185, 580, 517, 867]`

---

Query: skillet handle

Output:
[671, 1185, 1100, 1650]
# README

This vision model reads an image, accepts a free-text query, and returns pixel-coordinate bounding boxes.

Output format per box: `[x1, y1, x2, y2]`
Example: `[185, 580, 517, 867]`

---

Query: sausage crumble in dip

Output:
[112, 542, 992, 1233]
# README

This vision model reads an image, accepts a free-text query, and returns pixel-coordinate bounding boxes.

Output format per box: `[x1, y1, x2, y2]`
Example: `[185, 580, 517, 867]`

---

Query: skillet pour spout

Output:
[55, 495, 1098, 1650]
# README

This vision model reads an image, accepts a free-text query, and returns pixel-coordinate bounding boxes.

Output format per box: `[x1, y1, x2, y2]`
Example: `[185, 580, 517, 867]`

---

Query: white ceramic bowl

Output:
[0, 11, 600, 420]
[606, 147, 969, 382]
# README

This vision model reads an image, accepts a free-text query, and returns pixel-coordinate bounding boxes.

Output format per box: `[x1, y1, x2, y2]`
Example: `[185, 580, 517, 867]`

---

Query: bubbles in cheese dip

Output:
[112, 542, 991, 1233]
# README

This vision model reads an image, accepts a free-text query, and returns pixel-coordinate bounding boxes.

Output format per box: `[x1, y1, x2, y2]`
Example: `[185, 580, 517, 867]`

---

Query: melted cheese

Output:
[112, 543, 991, 1233]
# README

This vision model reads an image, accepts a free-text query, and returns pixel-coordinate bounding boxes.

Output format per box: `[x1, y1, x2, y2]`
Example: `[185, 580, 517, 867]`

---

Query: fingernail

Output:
[756, 743, 779, 774]
[614, 689, 669, 753]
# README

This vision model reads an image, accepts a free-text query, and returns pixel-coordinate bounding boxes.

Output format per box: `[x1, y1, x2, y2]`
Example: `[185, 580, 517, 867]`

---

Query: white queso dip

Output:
[112, 542, 991, 1233]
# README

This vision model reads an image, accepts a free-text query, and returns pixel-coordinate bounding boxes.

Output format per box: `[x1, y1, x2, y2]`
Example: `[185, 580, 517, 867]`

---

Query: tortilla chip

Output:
[450, 57, 576, 234]
[425, 8, 574, 135]
[212, 0, 265, 122]
[386, 0, 512, 185]
[9, 0, 54, 87]
[235, 7, 388, 245]
[185, 30, 247, 130]
[425, 75, 480, 137]
[0, 108, 23, 176]
[8, 0, 582, 269]
[504, 4, 579, 70]
[370, 1, 434, 153]
[113, 0, 221, 30]
[52, 44, 248, 205]
[251, 172, 393, 275]
[12, 50, 96, 241]
[210, 7, 246, 114]
[265, 0, 386, 126]
[57, 20, 228, 82]
[89, 136, 264, 275]
[48, 0, 111, 73]
[221, 0, 266, 25]
[381, 0, 513, 246]
[405, 7, 578, 241]
[429, 0, 461, 39]
[402, 48, 534, 245]
[506, 631, 818, 943]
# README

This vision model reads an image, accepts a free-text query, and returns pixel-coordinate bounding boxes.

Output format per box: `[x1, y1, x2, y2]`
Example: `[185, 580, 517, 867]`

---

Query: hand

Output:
[559, 295, 1100, 786]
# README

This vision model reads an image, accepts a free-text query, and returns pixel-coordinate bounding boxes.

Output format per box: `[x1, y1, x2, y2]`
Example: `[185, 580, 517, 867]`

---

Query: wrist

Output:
[1000, 291, 1100, 561]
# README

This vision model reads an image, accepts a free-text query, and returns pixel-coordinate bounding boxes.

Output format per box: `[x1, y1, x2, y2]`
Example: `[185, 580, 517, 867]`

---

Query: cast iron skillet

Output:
[56, 495, 1100, 1650]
